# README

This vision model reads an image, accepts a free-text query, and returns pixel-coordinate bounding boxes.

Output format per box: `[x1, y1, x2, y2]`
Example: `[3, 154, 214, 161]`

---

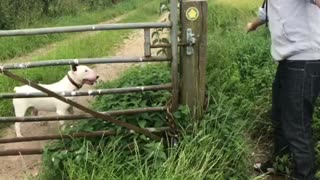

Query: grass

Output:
[0, 0, 152, 61]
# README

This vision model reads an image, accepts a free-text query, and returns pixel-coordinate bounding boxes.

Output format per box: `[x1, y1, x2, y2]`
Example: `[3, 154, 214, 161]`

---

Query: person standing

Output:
[247, 0, 320, 179]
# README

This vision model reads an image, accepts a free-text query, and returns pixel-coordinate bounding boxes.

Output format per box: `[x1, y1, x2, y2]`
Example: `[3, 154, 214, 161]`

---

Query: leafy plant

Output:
[152, 0, 178, 56]
[273, 155, 293, 176]
[39, 64, 189, 179]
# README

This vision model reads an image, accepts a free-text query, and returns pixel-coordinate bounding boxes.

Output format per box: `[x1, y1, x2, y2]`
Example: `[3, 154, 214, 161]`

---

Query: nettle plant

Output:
[152, 0, 181, 56]
[42, 64, 189, 178]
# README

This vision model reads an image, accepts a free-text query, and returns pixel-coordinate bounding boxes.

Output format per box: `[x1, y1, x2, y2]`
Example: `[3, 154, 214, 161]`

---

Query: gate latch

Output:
[186, 28, 196, 56]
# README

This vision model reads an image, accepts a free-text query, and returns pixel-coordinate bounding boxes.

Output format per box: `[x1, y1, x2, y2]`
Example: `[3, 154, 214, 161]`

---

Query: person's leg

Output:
[272, 62, 290, 158]
[254, 62, 289, 173]
[280, 61, 317, 180]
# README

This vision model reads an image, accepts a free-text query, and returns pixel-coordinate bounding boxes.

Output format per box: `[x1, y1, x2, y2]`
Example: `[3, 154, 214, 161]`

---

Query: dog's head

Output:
[70, 65, 99, 86]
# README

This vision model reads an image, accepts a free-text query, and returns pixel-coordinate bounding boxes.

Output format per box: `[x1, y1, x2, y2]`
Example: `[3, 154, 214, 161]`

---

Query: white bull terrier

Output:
[13, 65, 99, 137]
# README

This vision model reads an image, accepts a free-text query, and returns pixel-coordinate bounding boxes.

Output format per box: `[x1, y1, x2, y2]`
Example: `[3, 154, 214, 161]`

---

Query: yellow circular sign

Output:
[186, 7, 199, 21]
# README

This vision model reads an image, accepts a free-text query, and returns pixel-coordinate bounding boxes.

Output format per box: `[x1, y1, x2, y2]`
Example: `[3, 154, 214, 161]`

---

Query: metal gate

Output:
[0, 0, 180, 156]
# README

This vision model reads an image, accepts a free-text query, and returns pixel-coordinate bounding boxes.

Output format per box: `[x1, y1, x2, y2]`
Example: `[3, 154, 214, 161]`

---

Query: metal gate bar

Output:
[144, 28, 152, 57]
[0, 22, 171, 37]
[0, 107, 166, 123]
[150, 43, 190, 49]
[0, 127, 170, 144]
[0, 127, 170, 156]
[0, 84, 172, 99]
[170, 0, 179, 111]
[0, 149, 44, 156]
[0, 68, 162, 141]
[1, 56, 169, 70]
[0, 131, 117, 144]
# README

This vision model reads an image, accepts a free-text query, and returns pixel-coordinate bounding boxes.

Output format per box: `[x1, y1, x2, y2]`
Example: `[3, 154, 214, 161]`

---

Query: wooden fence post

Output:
[180, 0, 208, 120]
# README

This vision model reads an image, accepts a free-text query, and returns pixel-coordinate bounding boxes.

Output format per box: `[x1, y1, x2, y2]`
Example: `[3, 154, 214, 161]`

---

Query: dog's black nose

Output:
[96, 76, 100, 79]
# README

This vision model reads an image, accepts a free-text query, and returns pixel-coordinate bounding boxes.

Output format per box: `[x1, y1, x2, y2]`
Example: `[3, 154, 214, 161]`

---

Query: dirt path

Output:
[0, 14, 166, 180]
[8, 14, 128, 64]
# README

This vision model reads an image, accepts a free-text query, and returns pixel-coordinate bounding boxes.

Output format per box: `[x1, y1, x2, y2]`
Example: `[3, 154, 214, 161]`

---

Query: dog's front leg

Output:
[13, 104, 28, 137]
[15, 123, 23, 137]
[32, 109, 48, 126]
[56, 109, 69, 131]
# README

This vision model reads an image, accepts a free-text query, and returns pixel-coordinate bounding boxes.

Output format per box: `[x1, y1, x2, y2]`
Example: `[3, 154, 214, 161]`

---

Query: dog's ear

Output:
[71, 64, 78, 71]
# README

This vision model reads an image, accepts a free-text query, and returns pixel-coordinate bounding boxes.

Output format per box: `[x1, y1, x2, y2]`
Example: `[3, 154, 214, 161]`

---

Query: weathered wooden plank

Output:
[180, 0, 208, 120]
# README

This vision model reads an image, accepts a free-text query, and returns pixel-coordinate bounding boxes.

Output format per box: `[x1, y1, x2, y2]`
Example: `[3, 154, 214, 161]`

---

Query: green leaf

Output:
[157, 49, 165, 56]
[158, 151, 167, 160]
[161, 38, 170, 44]
[138, 120, 147, 128]
[154, 120, 164, 127]
[153, 39, 159, 45]
[152, 31, 159, 39]
[160, 3, 169, 14]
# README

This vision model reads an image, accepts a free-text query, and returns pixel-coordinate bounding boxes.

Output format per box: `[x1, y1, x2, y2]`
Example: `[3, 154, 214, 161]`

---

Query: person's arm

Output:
[246, 7, 266, 33]
[310, 0, 320, 7]
[246, 19, 265, 33]
[316, 0, 320, 7]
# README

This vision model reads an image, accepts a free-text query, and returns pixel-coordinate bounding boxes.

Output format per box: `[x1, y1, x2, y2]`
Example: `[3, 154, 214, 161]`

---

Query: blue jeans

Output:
[272, 60, 319, 179]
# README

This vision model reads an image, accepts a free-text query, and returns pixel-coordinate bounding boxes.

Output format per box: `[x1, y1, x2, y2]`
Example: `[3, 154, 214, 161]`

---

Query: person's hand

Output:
[316, 0, 320, 8]
[246, 22, 256, 33]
